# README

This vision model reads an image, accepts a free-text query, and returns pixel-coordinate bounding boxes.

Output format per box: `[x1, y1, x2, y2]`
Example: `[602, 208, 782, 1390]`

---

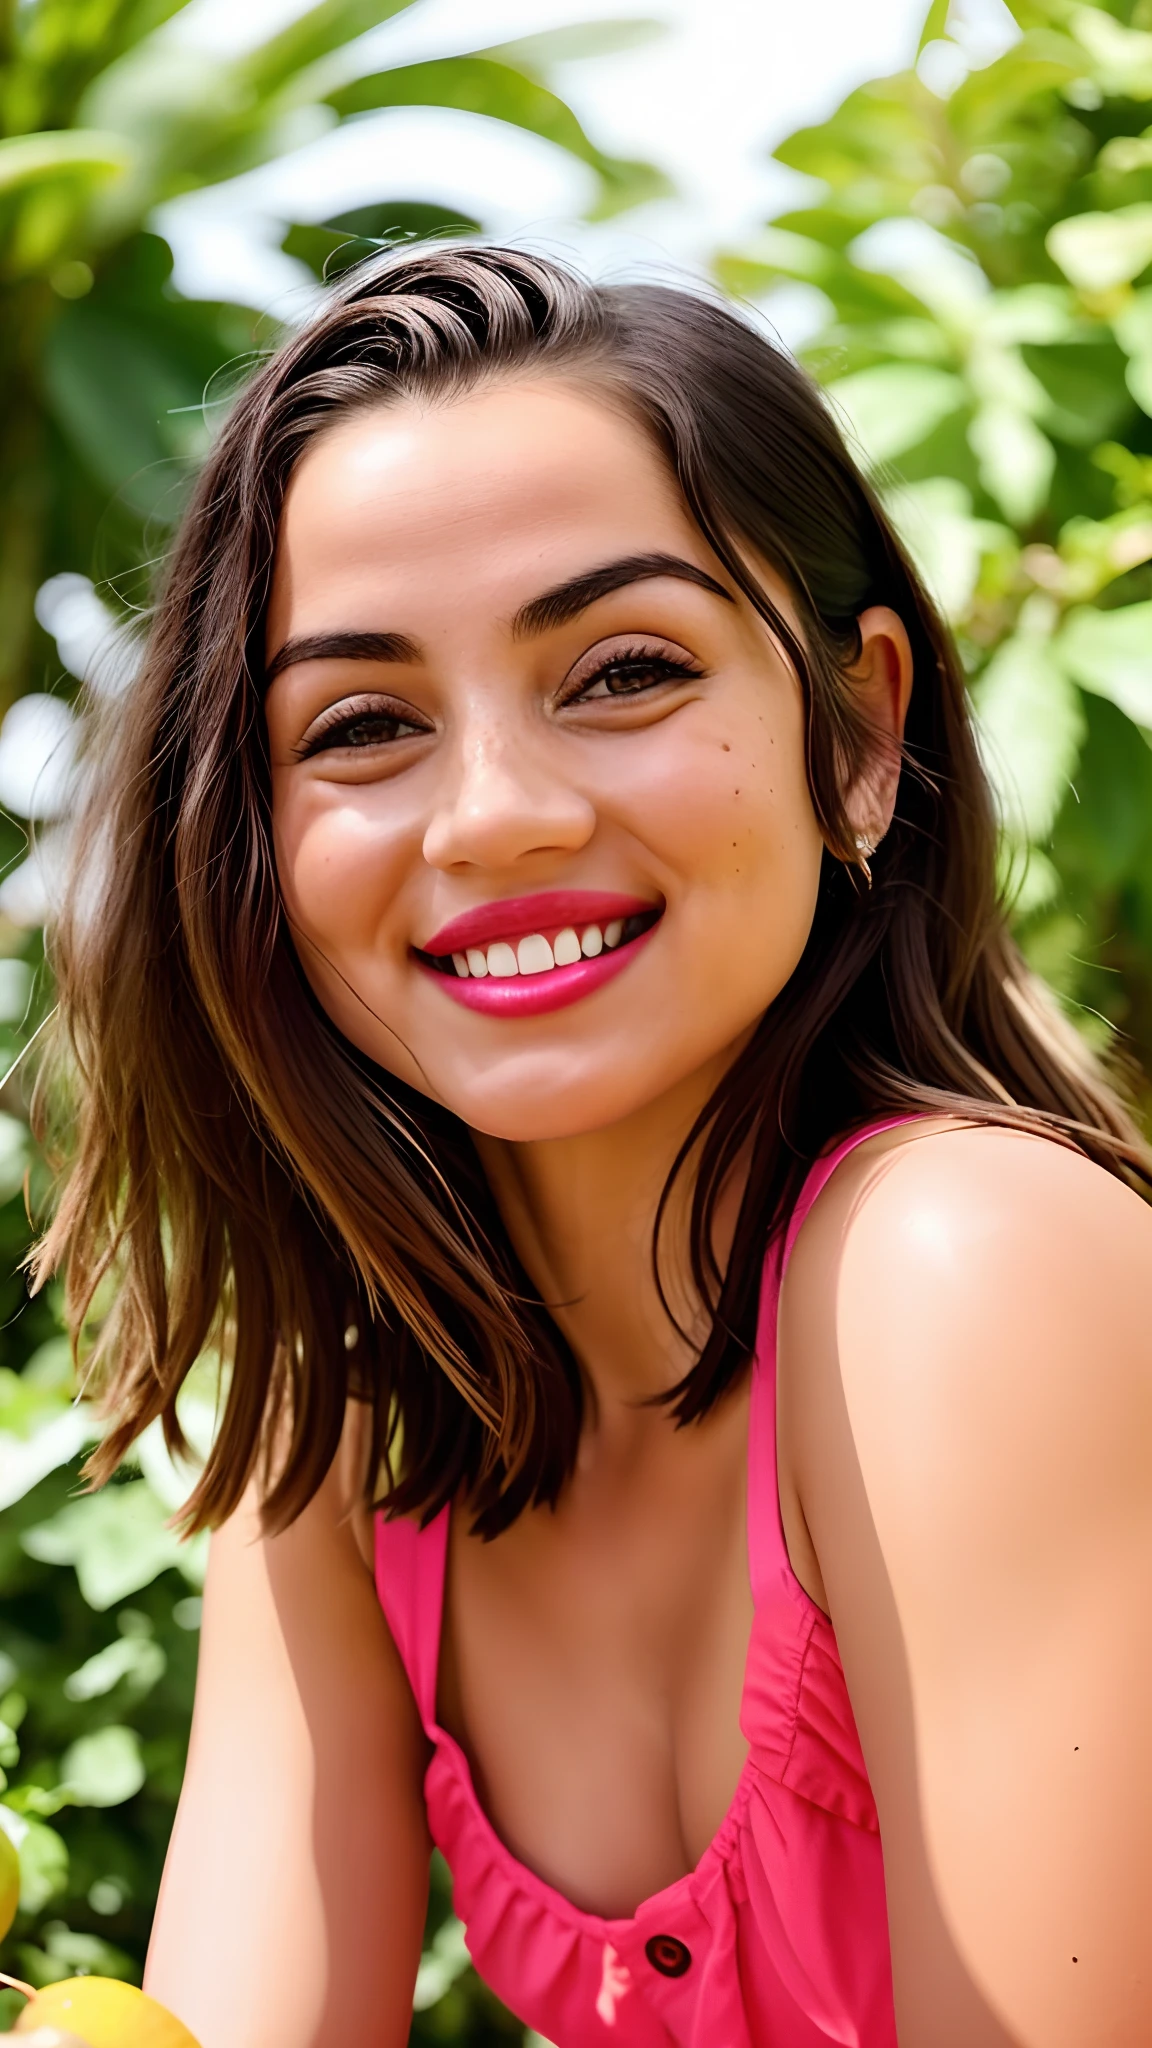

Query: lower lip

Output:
[418, 923, 658, 1017]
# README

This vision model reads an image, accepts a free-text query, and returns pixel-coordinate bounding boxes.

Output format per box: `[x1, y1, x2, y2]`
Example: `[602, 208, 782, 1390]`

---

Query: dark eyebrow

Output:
[264, 629, 421, 684]
[264, 553, 733, 681]
[511, 552, 735, 639]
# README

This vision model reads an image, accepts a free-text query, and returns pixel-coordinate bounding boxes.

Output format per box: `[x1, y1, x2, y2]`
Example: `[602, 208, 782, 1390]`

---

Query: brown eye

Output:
[335, 714, 418, 748]
[297, 705, 428, 758]
[565, 648, 702, 704]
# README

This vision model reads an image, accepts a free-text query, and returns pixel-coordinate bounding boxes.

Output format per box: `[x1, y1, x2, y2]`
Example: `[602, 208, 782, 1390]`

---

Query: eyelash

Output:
[295, 698, 428, 759]
[560, 643, 704, 704]
[295, 643, 703, 758]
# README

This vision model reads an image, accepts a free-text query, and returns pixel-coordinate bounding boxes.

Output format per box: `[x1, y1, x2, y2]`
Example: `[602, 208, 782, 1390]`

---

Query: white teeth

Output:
[442, 918, 642, 981]
[517, 933, 554, 975]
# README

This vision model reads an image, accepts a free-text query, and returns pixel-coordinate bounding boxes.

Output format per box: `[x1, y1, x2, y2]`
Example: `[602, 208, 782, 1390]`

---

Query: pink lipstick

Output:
[414, 891, 662, 1019]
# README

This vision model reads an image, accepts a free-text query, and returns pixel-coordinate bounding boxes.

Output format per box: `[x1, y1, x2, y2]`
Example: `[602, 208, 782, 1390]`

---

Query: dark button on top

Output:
[645, 1933, 692, 1978]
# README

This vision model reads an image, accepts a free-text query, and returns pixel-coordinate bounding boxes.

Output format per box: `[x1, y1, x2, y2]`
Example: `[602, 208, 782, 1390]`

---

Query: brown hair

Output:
[34, 244, 1151, 1538]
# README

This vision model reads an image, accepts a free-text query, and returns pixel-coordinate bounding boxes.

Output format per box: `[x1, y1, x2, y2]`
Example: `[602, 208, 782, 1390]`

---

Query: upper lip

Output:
[420, 890, 660, 958]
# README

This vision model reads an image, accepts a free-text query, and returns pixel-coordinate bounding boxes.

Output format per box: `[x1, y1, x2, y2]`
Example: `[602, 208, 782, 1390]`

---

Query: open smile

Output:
[414, 891, 664, 1018]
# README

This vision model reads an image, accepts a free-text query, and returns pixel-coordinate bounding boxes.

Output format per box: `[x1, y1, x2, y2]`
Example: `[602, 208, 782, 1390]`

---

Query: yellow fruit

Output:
[12, 1977, 201, 2047]
[10, 2029, 88, 2046]
[0, 1827, 20, 1942]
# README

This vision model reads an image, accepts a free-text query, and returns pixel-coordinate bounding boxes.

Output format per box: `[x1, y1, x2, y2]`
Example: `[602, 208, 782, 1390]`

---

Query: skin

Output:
[146, 382, 1152, 2048]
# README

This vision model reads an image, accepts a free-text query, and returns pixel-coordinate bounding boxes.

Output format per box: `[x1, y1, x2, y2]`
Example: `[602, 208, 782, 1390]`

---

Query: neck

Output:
[472, 1051, 748, 1433]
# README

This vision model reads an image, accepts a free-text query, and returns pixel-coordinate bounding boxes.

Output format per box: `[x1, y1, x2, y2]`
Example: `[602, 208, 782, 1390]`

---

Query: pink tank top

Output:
[375, 1119, 908, 2047]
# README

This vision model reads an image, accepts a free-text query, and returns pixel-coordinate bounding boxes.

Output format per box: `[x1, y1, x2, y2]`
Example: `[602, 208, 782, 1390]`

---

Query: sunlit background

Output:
[159, 0, 1016, 316]
[2, 0, 1152, 2039]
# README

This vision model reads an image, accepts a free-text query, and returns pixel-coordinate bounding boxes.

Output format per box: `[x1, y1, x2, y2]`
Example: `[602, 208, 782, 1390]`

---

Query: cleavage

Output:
[436, 1395, 754, 1918]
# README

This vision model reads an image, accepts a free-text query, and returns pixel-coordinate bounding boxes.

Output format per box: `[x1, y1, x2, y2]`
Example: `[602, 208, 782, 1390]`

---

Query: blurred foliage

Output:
[0, 0, 667, 708]
[720, 0, 1152, 1101]
[0, 1, 666, 2041]
[8, 0, 1152, 2043]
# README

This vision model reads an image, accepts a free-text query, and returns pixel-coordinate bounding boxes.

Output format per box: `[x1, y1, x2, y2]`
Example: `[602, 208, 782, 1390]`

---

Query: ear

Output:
[841, 606, 914, 847]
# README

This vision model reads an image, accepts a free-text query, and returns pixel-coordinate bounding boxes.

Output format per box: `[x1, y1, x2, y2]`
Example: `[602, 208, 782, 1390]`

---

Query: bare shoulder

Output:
[792, 1118, 1152, 1361]
[822, 1111, 1149, 1239]
[785, 1117, 1152, 1561]
[783, 1123, 1152, 2047]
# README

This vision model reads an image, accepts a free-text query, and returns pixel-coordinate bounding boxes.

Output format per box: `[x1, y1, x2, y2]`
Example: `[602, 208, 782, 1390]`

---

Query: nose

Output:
[422, 710, 596, 874]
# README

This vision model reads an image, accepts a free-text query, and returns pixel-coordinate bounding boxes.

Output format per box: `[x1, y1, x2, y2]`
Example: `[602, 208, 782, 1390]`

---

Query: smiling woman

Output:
[30, 248, 1152, 2048]
[261, 380, 846, 1144]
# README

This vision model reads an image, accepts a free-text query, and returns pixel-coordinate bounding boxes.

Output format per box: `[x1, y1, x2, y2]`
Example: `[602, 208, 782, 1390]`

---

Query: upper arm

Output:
[785, 1127, 1152, 2048]
[145, 1403, 430, 2048]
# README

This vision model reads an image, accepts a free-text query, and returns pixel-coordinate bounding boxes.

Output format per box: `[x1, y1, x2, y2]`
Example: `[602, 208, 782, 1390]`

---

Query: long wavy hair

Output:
[33, 244, 1151, 1538]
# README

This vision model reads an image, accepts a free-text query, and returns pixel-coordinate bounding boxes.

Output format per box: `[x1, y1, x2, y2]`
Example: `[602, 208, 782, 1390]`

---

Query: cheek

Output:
[271, 784, 412, 959]
[637, 696, 827, 1032]
[620, 692, 823, 905]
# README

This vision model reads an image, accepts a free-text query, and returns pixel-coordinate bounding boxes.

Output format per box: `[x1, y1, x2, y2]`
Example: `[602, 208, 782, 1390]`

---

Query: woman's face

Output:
[265, 381, 831, 1143]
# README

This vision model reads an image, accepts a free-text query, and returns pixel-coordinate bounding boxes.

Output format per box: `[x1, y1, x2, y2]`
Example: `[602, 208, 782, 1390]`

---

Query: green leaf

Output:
[413, 1914, 470, 2011]
[1097, 133, 1152, 180]
[21, 1482, 198, 1609]
[774, 74, 939, 193]
[64, 1633, 166, 1704]
[42, 301, 215, 521]
[974, 630, 1085, 841]
[968, 402, 1055, 523]
[1018, 336, 1132, 447]
[1051, 691, 1152, 890]
[12, 1815, 68, 1915]
[484, 19, 666, 68]
[240, 0, 415, 98]
[58, 1725, 145, 1808]
[19, 1924, 137, 1986]
[885, 475, 1012, 620]
[0, 130, 132, 196]
[1115, 286, 1152, 418]
[977, 284, 1074, 348]
[0, 1359, 94, 1514]
[919, 0, 952, 57]
[1056, 601, 1152, 726]
[1056, 507, 1152, 600]
[0, 1110, 27, 1202]
[1127, 353, 1152, 416]
[1047, 205, 1152, 291]
[721, 224, 838, 286]
[718, 236, 930, 326]
[283, 203, 480, 278]
[0, 1414, 91, 1514]
[946, 31, 1080, 140]
[325, 57, 670, 218]
[1114, 286, 1152, 361]
[771, 206, 875, 252]
[1069, 5, 1152, 99]
[824, 362, 966, 464]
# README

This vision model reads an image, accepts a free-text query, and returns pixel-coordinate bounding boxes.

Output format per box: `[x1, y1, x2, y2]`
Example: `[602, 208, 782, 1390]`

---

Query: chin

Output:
[412, 1048, 680, 1146]
[415, 1037, 732, 1144]
[447, 1095, 626, 1144]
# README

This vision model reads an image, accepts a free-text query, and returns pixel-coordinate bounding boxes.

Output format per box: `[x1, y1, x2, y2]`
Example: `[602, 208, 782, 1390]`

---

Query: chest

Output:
[436, 1395, 755, 1919]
